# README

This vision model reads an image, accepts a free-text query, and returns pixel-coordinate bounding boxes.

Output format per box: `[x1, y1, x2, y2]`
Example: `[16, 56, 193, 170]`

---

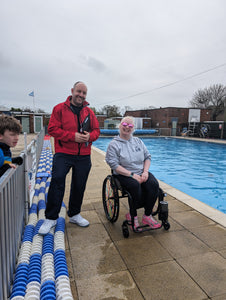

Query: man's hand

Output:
[75, 131, 90, 143]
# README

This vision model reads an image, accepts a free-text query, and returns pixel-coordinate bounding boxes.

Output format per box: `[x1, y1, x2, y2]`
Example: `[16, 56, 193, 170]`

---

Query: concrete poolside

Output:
[65, 147, 226, 300]
[11, 134, 226, 299]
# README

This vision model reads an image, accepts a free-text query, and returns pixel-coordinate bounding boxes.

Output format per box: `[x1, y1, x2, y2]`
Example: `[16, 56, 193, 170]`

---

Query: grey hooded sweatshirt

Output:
[105, 136, 151, 176]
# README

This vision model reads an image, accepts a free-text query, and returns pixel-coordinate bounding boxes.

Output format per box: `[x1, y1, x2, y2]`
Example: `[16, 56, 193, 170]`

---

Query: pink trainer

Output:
[125, 213, 141, 231]
[142, 214, 161, 229]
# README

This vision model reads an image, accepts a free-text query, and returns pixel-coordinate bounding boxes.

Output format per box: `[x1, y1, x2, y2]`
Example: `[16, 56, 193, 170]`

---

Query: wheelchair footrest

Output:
[124, 219, 162, 233]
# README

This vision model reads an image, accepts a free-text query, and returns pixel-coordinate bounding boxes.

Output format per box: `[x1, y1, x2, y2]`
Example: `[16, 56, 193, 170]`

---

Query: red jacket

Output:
[48, 96, 100, 155]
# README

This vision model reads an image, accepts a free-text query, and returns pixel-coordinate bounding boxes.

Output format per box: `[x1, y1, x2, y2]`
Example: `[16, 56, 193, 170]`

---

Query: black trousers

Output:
[45, 153, 91, 220]
[116, 172, 159, 217]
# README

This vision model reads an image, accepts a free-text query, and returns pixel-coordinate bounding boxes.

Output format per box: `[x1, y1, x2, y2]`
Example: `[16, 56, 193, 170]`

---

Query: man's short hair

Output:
[73, 81, 86, 89]
[0, 114, 22, 135]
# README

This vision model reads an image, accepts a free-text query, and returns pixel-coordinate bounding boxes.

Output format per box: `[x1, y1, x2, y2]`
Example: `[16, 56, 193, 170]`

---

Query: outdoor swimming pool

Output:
[93, 137, 226, 214]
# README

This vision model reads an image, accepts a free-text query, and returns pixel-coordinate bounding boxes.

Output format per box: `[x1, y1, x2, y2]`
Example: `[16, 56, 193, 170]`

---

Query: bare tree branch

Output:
[189, 84, 226, 120]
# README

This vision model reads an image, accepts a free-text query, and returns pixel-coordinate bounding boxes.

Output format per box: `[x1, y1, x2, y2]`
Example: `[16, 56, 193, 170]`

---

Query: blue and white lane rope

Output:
[10, 138, 73, 300]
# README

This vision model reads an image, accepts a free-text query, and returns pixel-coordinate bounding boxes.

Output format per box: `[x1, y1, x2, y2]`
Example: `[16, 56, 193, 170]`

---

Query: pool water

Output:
[93, 137, 226, 214]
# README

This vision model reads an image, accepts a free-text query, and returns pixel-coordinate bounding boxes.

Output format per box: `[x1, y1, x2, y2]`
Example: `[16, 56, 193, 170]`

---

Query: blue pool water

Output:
[93, 137, 226, 214]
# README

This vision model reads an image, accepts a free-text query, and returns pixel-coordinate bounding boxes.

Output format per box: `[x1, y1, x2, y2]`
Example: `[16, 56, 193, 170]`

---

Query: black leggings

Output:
[116, 172, 159, 217]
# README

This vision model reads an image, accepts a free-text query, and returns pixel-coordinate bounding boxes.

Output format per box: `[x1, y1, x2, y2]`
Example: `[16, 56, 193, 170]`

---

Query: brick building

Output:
[96, 115, 107, 128]
[125, 107, 213, 135]
[0, 109, 51, 133]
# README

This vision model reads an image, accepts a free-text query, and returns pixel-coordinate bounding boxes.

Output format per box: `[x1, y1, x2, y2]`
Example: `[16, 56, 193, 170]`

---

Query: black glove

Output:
[12, 156, 23, 165]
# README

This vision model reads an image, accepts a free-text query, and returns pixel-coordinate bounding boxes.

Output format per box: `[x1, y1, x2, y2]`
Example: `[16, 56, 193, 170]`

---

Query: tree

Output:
[189, 84, 226, 120]
[89, 107, 99, 115]
[121, 106, 133, 116]
[11, 107, 22, 112]
[100, 105, 122, 118]
[37, 108, 45, 113]
[10, 107, 48, 113]
[22, 107, 34, 113]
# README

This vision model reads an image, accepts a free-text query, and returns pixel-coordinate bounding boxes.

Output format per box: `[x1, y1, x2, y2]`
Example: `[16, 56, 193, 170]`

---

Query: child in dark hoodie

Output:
[0, 114, 23, 177]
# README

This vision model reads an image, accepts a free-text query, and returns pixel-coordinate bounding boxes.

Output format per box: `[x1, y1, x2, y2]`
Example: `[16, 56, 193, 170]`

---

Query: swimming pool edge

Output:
[158, 180, 226, 228]
[92, 146, 226, 228]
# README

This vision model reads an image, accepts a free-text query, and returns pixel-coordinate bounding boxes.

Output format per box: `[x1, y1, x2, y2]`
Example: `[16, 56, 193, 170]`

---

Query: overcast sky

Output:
[0, 0, 226, 113]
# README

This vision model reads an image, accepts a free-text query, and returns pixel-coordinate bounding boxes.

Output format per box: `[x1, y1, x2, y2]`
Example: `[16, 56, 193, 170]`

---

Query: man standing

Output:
[39, 82, 100, 235]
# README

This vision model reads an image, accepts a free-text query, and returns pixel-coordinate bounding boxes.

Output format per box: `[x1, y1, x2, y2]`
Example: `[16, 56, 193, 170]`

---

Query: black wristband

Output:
[130, 172, 134, 178]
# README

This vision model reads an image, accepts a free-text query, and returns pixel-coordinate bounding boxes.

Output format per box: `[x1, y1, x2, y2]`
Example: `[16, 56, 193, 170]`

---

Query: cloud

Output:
[0, 0, 226, 113]
[0, 52, 11, 68]
[79, 55, 108, 73]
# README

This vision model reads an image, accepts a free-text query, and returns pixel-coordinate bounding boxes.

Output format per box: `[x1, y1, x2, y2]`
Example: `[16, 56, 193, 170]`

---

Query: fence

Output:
[0, 129, 44, 300]
[157, 128, 172, 136]
[24, 130, 45, 219]
[185, 122, 226, 139]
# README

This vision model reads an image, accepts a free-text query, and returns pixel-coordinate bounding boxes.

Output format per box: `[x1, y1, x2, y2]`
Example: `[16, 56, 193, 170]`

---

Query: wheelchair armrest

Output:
[112, 175, 122, 190]
[111, 170, 128, 196]
[112, 175, 128, 197]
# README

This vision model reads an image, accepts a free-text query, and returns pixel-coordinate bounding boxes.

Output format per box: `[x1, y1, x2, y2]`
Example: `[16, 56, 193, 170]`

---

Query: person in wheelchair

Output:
[105, 116, 161, 230]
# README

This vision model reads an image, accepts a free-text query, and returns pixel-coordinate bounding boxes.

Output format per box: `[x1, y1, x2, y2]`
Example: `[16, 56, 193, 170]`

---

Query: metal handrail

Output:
[0, 129, 44, 299]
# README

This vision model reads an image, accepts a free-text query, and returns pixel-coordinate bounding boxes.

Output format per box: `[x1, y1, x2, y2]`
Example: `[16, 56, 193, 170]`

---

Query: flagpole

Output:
[28, 90, 35, 111]
[33, 90, 35, 112]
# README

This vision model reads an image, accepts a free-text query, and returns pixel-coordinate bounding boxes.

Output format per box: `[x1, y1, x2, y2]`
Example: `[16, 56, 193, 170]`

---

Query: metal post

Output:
[23, 132, 29, 224]
[221, 98, 226, 139]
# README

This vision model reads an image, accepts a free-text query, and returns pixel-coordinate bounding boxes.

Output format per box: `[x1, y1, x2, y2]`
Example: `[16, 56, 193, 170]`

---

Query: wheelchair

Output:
[102, 173, 170, 238]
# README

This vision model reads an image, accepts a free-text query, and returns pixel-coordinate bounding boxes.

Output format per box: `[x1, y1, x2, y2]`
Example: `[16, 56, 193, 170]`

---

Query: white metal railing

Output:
[0, 129, 44, 299]
[23, 129, 45, 221]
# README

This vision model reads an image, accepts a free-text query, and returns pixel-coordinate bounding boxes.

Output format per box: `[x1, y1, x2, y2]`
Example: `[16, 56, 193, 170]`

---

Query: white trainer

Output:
[38, 219, 57, 235]
[69, 213, 89, 227]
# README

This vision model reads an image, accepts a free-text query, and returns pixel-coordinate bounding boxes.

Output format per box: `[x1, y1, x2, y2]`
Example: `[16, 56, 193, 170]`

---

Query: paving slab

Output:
[218, 249, 226, 259]
[177, 252, 226, 298]
[131, 260, 207, 300]
[98, 205, 143, 242]
[76, 271, 144, 300]
[166, 197, 193, 212]
[70, 241, 127, 280]
[92, 200, 104, 211]
[211, 294, 226, 300]
[161, 215, 184, 231]
[101, 216, 131, 242]
[67, 223, 111, 250]
[79, 202, 94, 211]
[154, 229, 212, 258]
[115, 235, 172, 268]
[170, 210, 215, 228]
[75, 209, 101, 225]
[190, 224, 226, 251]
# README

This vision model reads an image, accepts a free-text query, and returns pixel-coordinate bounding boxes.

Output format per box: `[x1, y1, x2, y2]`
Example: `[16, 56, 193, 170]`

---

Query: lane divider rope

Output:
[10, 137, 73, 300]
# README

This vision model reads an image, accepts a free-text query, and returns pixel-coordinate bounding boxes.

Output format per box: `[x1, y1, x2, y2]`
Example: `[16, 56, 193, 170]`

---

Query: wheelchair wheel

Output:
[163, 221, 170, 230]
[102, 175, 119, 223]
[122, 221, 129, 238]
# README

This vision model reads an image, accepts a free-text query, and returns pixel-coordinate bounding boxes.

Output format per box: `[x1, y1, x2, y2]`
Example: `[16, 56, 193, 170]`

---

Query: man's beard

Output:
[72, 96, 84, 106]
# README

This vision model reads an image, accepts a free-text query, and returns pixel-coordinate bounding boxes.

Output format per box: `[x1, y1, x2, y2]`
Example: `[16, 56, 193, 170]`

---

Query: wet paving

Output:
[64, 148, 226, 300]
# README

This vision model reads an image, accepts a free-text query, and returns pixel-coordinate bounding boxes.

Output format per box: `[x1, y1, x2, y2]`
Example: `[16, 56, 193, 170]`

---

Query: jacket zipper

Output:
[68, 102, 87, 156]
